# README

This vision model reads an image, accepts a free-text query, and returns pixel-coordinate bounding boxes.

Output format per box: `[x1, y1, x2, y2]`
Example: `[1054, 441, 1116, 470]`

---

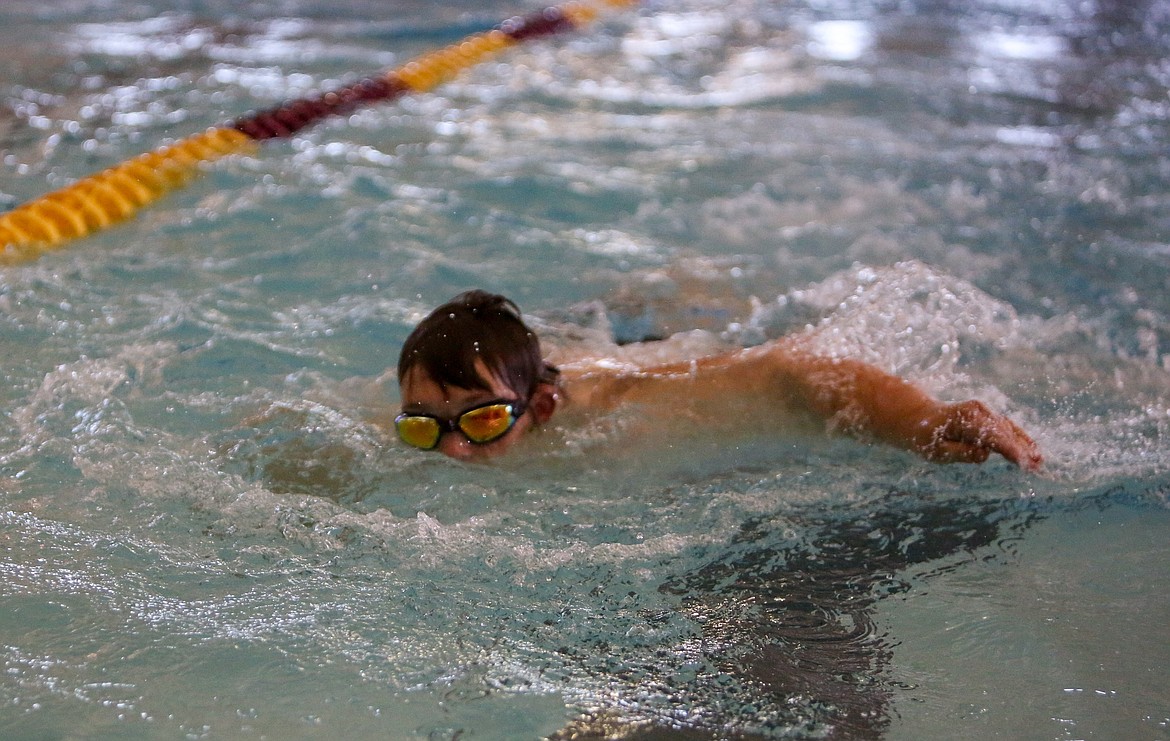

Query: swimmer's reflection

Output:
[552, 493, 1036, 739]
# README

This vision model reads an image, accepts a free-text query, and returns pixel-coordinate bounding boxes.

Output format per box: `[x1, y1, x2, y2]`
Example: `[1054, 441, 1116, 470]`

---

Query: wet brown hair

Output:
[397, 290, 558, 399]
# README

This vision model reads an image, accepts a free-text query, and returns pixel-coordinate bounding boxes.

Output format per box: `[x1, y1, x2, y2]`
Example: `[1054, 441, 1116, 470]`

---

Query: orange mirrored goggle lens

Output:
[395, 415, 442, 450]
[458, 404, 516, 443]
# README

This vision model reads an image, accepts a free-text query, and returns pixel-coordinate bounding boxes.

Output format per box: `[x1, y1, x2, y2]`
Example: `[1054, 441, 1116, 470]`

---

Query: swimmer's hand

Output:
[914, 399, 1043, 471]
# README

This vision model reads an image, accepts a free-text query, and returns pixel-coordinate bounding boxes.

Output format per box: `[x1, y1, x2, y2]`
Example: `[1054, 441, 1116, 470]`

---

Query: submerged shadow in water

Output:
[555, 491, 1041, 739]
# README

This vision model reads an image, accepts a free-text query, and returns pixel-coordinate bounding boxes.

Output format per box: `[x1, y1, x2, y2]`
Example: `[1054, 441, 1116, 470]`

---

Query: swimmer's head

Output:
[396, 290, 559, 460]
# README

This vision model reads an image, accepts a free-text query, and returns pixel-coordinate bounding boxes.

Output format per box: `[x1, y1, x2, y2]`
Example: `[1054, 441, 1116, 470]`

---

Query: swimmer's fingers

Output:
[921, 400, 1043, 471]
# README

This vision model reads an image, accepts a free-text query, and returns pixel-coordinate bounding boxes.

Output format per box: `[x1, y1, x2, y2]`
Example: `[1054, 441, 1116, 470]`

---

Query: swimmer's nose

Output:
[436, 430, 475, 460]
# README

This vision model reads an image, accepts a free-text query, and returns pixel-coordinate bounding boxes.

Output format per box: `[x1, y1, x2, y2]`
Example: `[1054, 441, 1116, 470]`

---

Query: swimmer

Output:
[395, 289, 1043, 470]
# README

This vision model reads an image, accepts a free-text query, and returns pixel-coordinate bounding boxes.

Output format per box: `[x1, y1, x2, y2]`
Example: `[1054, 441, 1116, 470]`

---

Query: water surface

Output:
[2, 0, 1169, 738]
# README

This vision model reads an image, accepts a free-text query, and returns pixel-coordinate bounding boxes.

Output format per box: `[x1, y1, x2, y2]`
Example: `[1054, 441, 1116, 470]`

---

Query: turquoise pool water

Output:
[2, 0, 1169, 738]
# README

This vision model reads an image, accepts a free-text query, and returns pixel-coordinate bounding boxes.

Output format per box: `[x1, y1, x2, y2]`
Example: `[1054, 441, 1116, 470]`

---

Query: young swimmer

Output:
[395, 289, 1043, 469]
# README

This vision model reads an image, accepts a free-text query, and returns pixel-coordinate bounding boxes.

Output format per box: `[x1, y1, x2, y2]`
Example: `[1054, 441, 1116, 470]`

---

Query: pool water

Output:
[2, 0, 1169, 738]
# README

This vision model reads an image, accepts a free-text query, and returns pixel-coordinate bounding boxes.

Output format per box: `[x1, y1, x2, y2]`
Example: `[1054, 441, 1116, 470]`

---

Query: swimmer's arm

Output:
[562, 343, 1041, 469]
[762, 347, 1043, 470]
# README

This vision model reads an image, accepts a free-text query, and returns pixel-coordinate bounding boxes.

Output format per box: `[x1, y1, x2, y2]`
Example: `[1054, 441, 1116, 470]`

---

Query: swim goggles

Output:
[395, 398, 527, 450]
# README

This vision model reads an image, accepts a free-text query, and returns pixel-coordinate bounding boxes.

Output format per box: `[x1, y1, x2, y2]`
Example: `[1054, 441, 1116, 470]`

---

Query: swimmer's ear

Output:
[529, 383, 559, 424]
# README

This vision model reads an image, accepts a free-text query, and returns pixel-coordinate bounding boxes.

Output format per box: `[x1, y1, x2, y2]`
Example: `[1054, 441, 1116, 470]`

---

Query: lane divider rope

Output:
[0, 0, 638, 264]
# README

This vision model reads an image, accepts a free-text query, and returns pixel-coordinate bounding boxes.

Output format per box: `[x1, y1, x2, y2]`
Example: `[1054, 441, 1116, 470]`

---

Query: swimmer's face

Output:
[398, 361, 549, 461]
